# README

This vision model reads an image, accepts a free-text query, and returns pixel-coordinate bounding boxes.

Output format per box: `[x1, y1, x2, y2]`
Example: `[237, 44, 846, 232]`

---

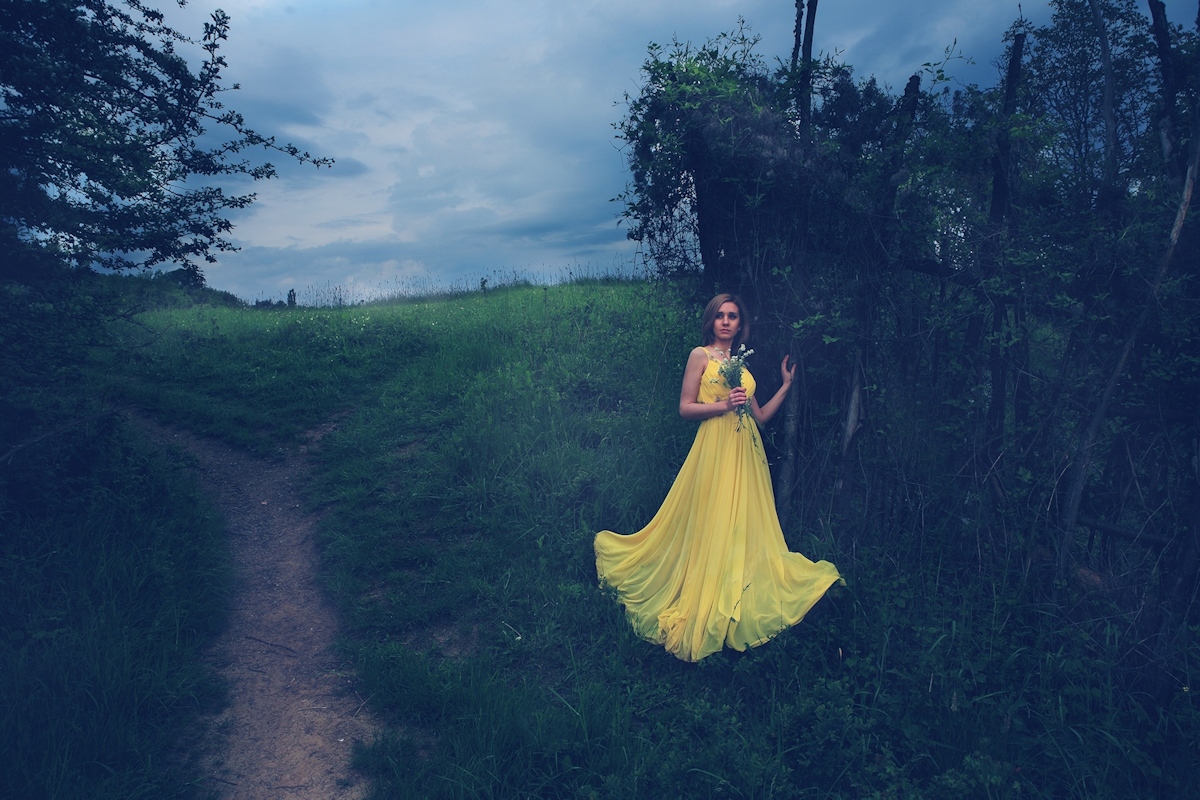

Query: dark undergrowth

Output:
[0, 412, 231, 799]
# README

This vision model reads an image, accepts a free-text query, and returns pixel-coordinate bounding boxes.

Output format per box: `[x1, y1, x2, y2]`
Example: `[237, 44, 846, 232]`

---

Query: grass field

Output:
[15, 276, 1195, 798]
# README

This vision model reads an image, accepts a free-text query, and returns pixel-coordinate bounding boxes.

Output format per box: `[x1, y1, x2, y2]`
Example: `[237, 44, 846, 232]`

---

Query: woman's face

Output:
[712, 301, 741, 344]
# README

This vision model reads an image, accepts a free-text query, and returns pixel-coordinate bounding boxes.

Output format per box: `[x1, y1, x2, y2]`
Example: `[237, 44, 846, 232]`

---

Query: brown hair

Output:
[700, 293, 749, 350]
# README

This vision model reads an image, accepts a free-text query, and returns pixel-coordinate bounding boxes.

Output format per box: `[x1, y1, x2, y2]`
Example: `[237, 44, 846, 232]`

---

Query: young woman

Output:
[595, 293, 842, 662]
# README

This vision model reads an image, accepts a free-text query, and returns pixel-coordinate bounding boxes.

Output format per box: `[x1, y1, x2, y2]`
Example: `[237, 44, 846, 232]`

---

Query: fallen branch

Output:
[245, 634, 299, 655]
[1078, 515, 1171, 548]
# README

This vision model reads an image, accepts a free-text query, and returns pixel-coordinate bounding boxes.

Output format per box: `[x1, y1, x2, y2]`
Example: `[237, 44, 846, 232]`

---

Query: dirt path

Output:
[137, 416, 380, 799]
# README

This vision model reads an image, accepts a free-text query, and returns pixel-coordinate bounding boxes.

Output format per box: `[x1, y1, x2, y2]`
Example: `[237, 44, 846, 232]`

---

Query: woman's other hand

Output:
[780, 355, 796, 388]
[727, 386, 748, 411]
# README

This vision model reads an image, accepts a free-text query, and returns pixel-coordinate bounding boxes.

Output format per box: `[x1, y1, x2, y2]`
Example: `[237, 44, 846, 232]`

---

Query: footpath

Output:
[137, 416, 379, 799]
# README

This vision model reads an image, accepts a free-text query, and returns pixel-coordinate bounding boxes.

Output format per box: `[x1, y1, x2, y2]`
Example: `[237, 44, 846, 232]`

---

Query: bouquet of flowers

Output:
[717, 344, 754, 431]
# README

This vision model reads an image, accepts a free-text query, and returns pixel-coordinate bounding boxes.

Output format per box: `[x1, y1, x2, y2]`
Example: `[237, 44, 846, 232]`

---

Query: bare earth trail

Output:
[135, 415, 381, 799]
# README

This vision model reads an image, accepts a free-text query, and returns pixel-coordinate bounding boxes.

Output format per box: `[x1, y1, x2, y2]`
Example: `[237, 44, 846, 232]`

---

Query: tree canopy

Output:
[0, 0, 331, 280]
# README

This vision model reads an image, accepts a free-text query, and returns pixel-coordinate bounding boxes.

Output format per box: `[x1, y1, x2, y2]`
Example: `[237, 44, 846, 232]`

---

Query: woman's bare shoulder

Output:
[685, 346, 712, 368]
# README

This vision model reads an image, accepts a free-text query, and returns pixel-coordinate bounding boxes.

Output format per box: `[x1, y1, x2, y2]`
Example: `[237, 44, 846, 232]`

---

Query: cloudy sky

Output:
[162, 0, 1195, 301]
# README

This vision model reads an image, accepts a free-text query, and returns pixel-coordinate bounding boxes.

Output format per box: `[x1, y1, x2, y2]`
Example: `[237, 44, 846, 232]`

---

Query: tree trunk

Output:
[1148, 0, 1184, 186]
[1088, 0, 1121, 213]
[797, 0, 819, 134]
[989, 33, 1025, 226]
[790, 0, 804, 72]
[833, 349, 864, 534]
[692, 162, 736, 291]
[775, 344, 803, 527]
[983, 33, 1025, 497]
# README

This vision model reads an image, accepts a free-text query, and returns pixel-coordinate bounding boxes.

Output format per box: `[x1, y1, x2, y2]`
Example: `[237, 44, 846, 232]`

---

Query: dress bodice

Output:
[698, 353, 756, 406]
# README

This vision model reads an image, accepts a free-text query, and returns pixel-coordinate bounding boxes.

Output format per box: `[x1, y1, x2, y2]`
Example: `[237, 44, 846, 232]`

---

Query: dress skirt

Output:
[595, 358, 842, 662]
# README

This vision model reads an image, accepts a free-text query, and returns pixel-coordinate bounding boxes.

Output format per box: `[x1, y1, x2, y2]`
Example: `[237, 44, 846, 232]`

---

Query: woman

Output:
[595, 293, 842, 662]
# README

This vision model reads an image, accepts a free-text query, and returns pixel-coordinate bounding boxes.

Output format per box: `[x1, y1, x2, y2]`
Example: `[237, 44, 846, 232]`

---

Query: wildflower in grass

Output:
[717, 344, 754, 432]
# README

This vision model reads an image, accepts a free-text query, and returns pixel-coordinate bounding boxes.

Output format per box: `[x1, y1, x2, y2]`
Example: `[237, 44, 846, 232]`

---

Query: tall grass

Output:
[0, 414, 230, 799]
[104, 277, 1200, 798]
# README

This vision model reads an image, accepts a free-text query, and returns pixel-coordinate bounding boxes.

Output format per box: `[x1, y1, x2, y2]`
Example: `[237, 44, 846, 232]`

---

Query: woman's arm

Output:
[750, 355, 796, 425]
[679, 347, 746, 421]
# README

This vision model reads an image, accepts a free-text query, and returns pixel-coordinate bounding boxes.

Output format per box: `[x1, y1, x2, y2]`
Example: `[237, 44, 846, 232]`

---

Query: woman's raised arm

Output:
[750, 354, 796, 425]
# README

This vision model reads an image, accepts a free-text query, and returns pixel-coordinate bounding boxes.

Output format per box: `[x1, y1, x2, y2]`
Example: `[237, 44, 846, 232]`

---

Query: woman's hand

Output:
[727, 386, 748, 411]
[752, 354, 798, 425]
[780, 354, 797, 387]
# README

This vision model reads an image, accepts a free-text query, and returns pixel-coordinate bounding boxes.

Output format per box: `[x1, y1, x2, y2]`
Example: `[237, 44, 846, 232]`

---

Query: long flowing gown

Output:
[595, 355, 842, 662]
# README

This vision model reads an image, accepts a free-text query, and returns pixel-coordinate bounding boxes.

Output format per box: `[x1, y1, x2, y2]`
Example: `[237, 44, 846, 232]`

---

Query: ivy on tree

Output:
[0, 0, 332, 281]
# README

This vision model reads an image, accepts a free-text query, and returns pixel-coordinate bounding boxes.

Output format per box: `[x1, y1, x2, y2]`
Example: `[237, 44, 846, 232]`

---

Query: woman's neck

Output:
[710, 338, 735, 354]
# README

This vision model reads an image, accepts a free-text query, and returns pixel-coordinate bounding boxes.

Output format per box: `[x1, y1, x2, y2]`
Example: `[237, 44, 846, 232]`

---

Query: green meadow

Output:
[6, 277, 1199, 798]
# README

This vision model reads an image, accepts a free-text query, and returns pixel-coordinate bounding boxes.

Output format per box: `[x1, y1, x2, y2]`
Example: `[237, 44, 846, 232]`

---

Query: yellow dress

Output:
[595, 355, 842, 662]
